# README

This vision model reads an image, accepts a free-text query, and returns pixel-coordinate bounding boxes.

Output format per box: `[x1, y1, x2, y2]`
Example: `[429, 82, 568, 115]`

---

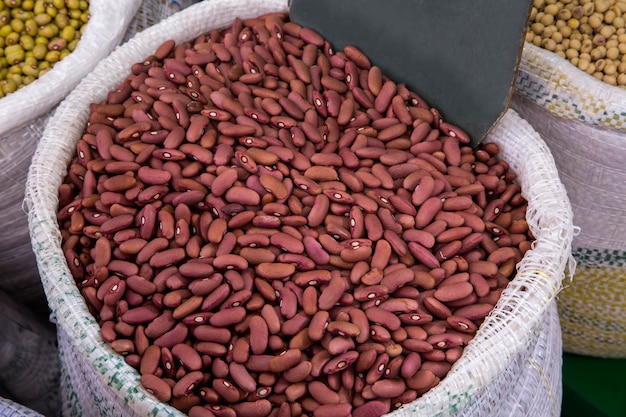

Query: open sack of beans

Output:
[24, 0, 573, 416]
[514, 0, 626, 358]
[0, 0, 139, 312]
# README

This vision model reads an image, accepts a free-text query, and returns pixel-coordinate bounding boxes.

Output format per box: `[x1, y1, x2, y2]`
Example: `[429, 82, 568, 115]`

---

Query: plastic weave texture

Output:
[0, 0, 140, 312]
[123, 0, 202, 42]
[24, 1, 573, 416]
[0, 113, 51, 313]
[515, 42, 626, 129]
[514, 42, 626, 358]
[0, 397, 45, 417]
[0, 288, 60, 416]
[0, 0, 141, 138]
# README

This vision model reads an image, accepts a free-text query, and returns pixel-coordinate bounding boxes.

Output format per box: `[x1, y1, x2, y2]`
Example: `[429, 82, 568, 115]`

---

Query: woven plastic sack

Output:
[513, 42, 626, 358]
[123, 0, 202, 42]
[0, 289, 59, 417]
[0, 114, 51, 314]
[24, 1, 573, 415]
[457, 299, 562, 417]
[0, 398, 45, 417]
[0, 0, 138, 313]
[0, 0, 200, 317]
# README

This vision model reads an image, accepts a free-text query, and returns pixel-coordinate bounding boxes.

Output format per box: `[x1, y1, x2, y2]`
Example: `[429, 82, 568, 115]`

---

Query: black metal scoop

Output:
[289, 0, 532, 147]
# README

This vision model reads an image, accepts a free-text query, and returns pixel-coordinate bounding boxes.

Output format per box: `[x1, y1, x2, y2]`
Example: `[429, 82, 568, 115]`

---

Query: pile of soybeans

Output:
[526, 0, 626, 86]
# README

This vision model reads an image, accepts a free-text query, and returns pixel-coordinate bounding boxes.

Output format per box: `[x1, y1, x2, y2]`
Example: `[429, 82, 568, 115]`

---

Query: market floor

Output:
[561, 352, 626, 417]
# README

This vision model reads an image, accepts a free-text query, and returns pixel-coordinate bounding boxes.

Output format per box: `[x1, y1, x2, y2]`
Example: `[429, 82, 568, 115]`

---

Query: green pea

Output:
[34, 35, 47, 45]
[32, 0, 45, 15]
[37, 62, 50, 76]
[68, 8, 81, 20]
[0, 57, 6, 69]
[38, 22, 58, 38]
[4, 0, 22, 8]
[10, 18, 24, 33]
[59, 48, 69, 59]
[0, 37, 4, 48]
[0, 24, 12, 37]
[10, 8, 31, 21]
[44, 49, 60, 63]
[23, 17, 37, 35]
[44, 5, 58, 17]
[37, 59, 49, 70]
[66, 38, 78, 52]
[6, 51, 24, 64]
[7, 64, 21, 75]
[31, 42, 45, 59]
[21, 0, 34, 11]
[1, 78, 18, 95]
[33, 12, 50, 26]
[5, 44, 24, 64]
[0, 10, 9, 25]
[19, 33, 34, 50]
[66, 0, 80, 9]
[55, 12, 69, 29]
[60, 24, 75, 42]
[21, 57, 38, 76]
[21, 74, 35, 85]
[5, 31, 20, 45]
[68, 17, 80, 29]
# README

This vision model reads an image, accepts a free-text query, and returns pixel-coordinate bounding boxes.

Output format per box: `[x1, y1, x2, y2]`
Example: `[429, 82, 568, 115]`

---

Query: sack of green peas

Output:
[0, 0, 141, 137]
[514, 0, 626, 358]
[0, 0, 198, 414]
[24, 0, 573, 416]
[0, 1, 201, 313]
[0, 0, 140, 313]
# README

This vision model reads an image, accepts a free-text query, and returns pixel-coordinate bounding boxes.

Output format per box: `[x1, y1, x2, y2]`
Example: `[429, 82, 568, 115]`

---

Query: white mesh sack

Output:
[24, 1, 573, 416]
[0, 289, 59, 417]
[0, 397, 45, 417]
[514, 42, 626, 358]
[123, 0, 202, 42]
[0, 113, 52, 313]
[0, 0, 200, 316]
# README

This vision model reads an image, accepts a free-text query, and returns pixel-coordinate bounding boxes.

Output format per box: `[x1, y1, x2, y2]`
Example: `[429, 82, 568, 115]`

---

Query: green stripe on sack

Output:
[572, 248, 626, 268]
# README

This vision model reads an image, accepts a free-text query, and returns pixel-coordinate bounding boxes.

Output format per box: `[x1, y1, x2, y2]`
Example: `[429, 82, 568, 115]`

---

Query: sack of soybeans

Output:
[514, 0, 626, 358]
[25, 0, 573, 416]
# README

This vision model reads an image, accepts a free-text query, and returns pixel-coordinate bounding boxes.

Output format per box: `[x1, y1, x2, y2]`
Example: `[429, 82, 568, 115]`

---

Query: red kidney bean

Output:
[141, 374, 173, 402]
